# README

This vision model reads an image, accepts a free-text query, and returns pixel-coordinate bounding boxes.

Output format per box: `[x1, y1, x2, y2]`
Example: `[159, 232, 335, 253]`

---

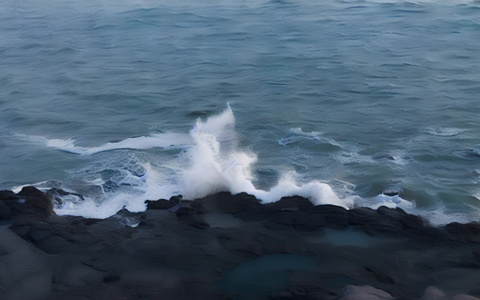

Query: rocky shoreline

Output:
[1, 186, 480, 299]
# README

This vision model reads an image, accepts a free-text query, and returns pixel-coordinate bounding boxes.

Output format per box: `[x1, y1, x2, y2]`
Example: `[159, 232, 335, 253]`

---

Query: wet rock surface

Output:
[1, 187, 480, 299]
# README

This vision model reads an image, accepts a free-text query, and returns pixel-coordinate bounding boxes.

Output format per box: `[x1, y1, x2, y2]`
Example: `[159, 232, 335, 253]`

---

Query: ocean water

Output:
[1, 0, 479, 225]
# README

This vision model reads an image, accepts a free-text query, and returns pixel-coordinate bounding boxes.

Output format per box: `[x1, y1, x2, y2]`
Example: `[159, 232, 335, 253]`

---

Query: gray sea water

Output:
[1, 0, 479, 224]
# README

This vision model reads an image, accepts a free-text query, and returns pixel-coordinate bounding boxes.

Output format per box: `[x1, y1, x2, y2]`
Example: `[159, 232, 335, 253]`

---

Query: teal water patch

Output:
[220, 254, 317, 299]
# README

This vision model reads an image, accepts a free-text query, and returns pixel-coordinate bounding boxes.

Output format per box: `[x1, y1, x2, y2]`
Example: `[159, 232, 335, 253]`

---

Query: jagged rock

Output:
[400, 213, 425, 229]
[2, 187, 55, 219]
[264, 196, 314, 212]
[312, 204, 349, 229]
[145, 195, 181, 210]
[0, 199, 12, 219]
[175, 207, 199, 217]
[1, 188, 480, 299]
[347, 207, 378, 226]
[175, 207, 210, 229]
[193, 192, 263, 214]
[444, 222, 480, 243]
[0, 190, 17, 200]
[0, 190, 17, 220]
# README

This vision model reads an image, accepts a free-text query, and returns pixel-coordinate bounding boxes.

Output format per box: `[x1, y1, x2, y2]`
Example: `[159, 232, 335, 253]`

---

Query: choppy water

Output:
[1, 0, 479, 224]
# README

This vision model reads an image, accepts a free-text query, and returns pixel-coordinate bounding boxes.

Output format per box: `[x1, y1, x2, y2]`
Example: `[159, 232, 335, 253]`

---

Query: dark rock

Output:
[3, 186, 55, 219]
[365, 218, 402, 235]
[365, 266, 395, 284]
[175, 207, 210, 229]
[400, 214, 425, 229]
[36, 235, 71, 254]
[444, 222, 480, 243]
[268, 290, 294, 299]
[360, 206, 413, 235]
[194, 192, 263, 214]
[264, 211, 326, 231]
[170, 195, 183, 202]
[0, 226, 51, 300]
[175, 207, 199, 217]
[103, 275, 120, 283]
[377, 206, 407, 218]
[145, 195, 180, 210]
[409, 227, 452, 244]
[347, 207, 377, 226]
[312, 205, 349, 229]
[264, 196, 313, 212]
[3, 190, 480, 300]
[145, 199, 175, 210]
[29, 228, 53, 241]
[0, 190, 17, 220]
[0, 190, 17, 200]
[0, 199, 12, 219]
[473, 249, 480, 264]
[10, 225, 30, 237]
[188, 218, 210, 230]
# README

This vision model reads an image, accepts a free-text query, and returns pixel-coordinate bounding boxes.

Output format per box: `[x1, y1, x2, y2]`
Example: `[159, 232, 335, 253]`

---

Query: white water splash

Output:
[180, 106, 354, 209]
[18, 106, 420, 218]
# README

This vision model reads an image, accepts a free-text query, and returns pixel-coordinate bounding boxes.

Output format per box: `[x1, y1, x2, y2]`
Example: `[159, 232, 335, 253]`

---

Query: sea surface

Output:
[1, 0, 479, 224]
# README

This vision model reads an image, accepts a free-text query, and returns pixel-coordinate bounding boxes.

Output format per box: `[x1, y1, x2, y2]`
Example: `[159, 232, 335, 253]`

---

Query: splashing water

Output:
[181, 106, 354, 208]
[15, 106, 480, 225]
[19, 106, 363, 218]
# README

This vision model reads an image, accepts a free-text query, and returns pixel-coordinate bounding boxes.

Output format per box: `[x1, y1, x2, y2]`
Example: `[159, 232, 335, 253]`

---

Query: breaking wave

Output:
[15, 106, 478, 225]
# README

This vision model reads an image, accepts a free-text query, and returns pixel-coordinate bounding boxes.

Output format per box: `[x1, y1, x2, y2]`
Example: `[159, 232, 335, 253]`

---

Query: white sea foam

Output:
[18, 132, 192, 155]
[20, 107, 425, 218]
[12, 181, 51, 194]
[387, 149, 410, 166]
[54, 163, 179, 218]
[369, 193, 416, 210]
[278, 128, 342, 148]
[334, 150, 377, 165]
[367, 193, 480, 226]
[29, 106, 356, 218]
[416, 204, 480, 226]
[425, 127, 465, 137]
[254, 174, 354, 208]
